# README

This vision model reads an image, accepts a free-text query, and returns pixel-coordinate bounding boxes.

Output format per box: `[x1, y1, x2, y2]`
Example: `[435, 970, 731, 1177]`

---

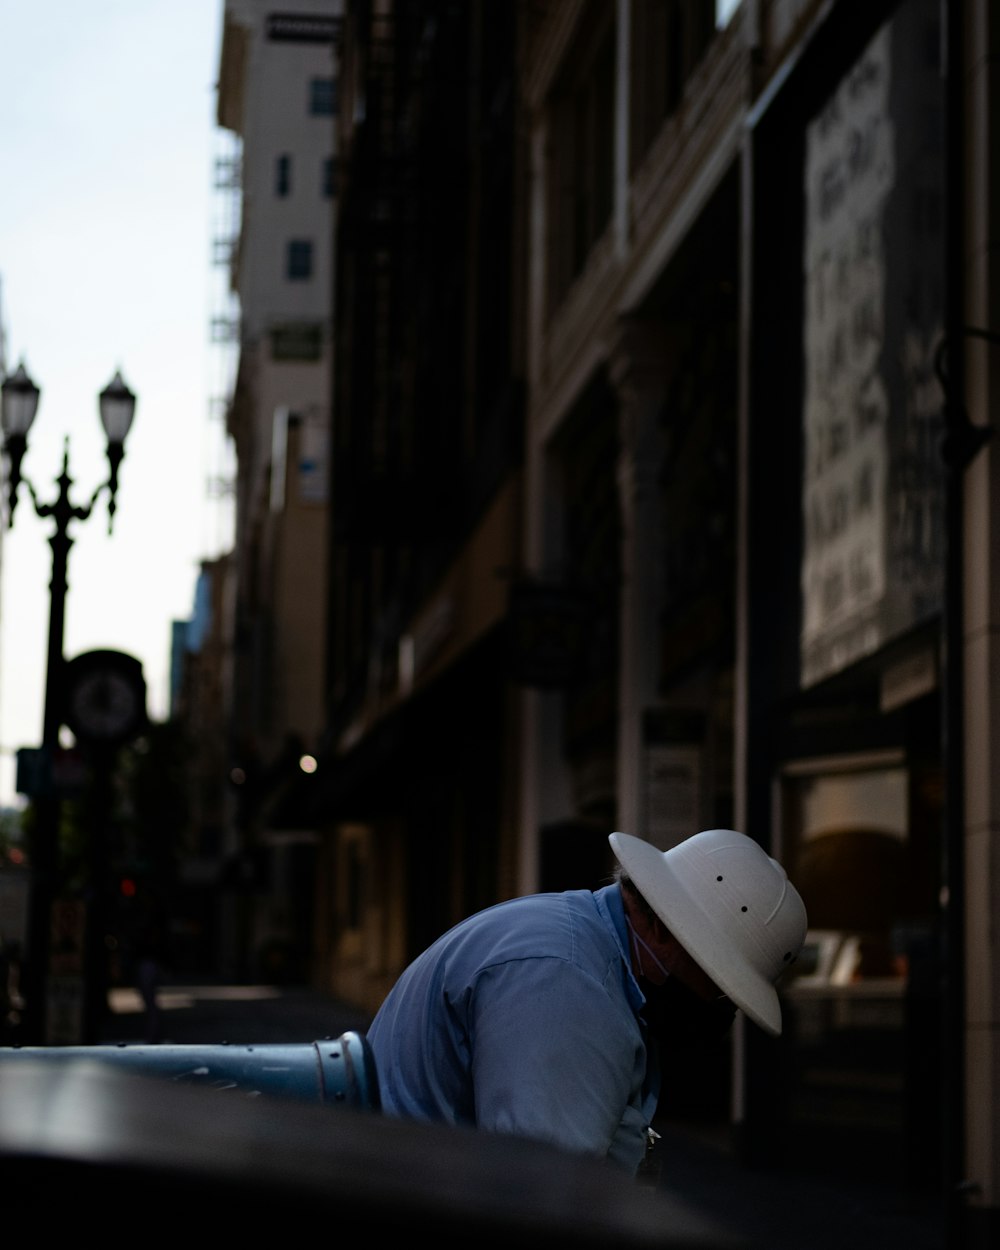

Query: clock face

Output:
[66, 667, 143, 742]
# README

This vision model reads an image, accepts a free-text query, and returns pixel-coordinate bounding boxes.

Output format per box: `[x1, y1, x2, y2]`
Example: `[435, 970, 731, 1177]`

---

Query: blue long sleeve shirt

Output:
[365, 883, 659, 1174]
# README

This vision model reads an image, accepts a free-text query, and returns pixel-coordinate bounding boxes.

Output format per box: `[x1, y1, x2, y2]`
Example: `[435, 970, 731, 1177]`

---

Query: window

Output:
[212, 236, 235, 265]
[210, 315, 240, 342]
[275, 154, 291, 197]
[287, 239, 313, 280]
[547, 3, 615, 309]
[630, 1, 716, 172]
[309, 77, 336, 116]
[322, 156, 337, 198]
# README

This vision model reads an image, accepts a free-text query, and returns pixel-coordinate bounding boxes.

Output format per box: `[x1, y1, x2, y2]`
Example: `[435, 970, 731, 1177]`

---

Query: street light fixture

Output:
[0, 360, 40, 518]
[2, 360, 136, 530]
[97, 369, 137, 530]
[0, 358, 137, 1043]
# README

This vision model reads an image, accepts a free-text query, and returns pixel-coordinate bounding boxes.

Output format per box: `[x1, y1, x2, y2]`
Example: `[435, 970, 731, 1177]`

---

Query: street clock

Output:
[62, 649, 147, 746]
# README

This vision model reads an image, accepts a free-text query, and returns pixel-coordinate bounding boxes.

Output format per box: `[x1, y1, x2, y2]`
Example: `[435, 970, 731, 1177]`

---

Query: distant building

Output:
[207, 0, 340, 977]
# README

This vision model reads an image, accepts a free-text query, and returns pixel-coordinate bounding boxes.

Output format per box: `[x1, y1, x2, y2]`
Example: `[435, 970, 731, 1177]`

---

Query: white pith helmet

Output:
[608, 829, 807, 1036]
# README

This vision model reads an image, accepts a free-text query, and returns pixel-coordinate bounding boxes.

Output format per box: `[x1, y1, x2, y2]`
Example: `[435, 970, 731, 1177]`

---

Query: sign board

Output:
[16, 746, 87, 799]
[800, 0, 944, 688]
[643, 709, 706, 849]
[266, 14, 339, 43]
[16, 746, 47, 798]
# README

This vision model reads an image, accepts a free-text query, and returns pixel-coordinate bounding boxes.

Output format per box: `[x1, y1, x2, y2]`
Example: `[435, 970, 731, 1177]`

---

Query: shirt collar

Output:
[593, 882, 646, 1013]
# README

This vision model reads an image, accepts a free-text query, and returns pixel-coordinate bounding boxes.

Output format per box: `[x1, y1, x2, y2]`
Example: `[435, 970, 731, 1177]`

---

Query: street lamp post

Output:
[1, 360, 136, 1044]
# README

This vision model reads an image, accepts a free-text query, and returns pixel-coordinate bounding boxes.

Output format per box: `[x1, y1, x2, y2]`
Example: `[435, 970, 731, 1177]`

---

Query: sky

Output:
[0, 1, 235, 807]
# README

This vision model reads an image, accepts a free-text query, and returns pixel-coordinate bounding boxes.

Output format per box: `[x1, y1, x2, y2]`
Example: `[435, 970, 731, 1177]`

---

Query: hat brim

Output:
[609, 831, 782, 1036]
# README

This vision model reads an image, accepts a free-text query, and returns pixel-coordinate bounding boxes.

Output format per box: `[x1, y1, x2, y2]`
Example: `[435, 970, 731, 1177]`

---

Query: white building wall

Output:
[232, 0, 336, 336]
[216, 0, 339, 760]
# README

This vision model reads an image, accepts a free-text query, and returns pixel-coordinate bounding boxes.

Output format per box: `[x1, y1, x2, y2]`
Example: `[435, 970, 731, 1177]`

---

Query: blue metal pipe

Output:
[0, 1031, 380, 1112]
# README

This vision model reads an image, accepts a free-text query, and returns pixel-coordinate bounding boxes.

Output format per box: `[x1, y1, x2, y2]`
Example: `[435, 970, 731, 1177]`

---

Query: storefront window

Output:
[784, 758, 909, 988]
[776, 750, 942, 1185]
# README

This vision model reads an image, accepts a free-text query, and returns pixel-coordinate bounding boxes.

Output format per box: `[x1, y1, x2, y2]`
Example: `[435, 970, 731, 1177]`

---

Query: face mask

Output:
[641, 975, 737, 1045]
[626, 918, 736, 1043]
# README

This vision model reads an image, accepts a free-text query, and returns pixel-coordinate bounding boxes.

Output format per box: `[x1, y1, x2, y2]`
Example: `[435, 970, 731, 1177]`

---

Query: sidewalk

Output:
[102, 976, 371, 1045]
[99, 976, 947, 1250]
[652, 1122, 946, 1250]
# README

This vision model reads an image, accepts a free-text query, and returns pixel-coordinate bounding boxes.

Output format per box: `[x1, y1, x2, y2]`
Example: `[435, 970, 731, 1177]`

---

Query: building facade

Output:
[308, 0, 528, 1009]
[212, 0, 341, 976]
[289, 2, 999, 1243]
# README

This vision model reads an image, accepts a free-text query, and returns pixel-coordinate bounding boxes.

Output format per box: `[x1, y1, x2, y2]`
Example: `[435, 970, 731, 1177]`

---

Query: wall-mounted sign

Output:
[266, 14, 339, 43]
[800, 0, 944, 688]
[642, 709, 706, 848]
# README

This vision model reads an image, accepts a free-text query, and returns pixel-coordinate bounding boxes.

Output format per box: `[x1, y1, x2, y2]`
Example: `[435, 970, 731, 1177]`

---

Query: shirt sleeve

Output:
[468, 956, 646, 1165]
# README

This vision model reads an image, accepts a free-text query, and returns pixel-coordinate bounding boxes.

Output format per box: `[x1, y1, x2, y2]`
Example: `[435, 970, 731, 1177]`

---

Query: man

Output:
[365, 828, 807, 1175]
